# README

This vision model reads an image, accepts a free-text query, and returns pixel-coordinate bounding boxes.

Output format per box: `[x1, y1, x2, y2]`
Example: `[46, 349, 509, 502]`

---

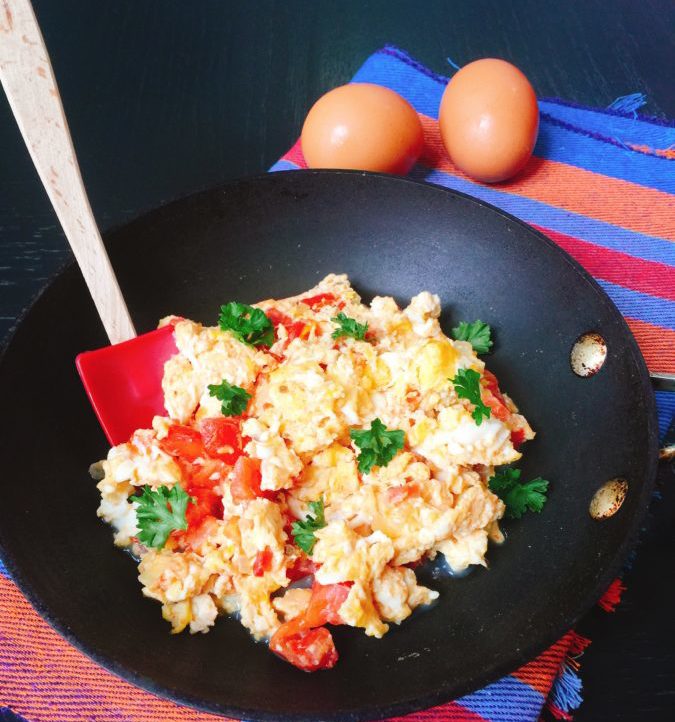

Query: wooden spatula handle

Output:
[0, 0, 136, 344]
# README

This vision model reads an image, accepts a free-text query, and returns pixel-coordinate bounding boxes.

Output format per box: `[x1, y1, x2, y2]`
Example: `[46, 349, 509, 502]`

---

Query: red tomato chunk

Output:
[269, 582, 350, 671]
[300, 292, 342, 310]
[230, 456, 275, 502]
[253, 547, 273, 577]
[159, 424, 205, 461]
[270, 627, 338, 672]
[481, 370, 511, 422]
[198, 417, 242, 464]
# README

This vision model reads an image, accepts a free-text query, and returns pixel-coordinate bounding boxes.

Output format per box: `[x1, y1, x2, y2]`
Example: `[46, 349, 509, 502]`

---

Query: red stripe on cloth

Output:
[0, 576, 226, 722]
[532, 224, 675, 301]
[625, 317, 675, 373]
[418, 115, 675, 241]
[284, 139, 308, 168]
[513, 633, 572, 695]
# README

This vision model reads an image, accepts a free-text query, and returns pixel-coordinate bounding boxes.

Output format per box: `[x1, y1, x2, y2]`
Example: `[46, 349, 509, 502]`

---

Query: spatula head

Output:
[75, 324, 178, 445]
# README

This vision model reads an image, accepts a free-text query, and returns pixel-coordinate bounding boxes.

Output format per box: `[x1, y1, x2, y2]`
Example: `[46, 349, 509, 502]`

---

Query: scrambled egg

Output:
[95, 274, 534, 662]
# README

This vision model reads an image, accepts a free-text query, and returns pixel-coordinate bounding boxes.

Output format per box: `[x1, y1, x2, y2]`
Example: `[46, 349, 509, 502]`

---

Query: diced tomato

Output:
[265, 307, 310, 343]
[229, 456, 275, 502]
[304, 582, 351, 627]
[510, 428, 527, 449]
[287, 320, 309, 341]
[253, 547, 273, 577]
[269, 581, 348, 671]
[481, 370, 511, 422]
[187, 487, 223, 523]
[230, 456, 262, 501]
[300, 293, 342, 310]
[287, 555, 317, 581]
[198, 417, 242, 464]
[160, 424, 205, 461]
[270, 626, 339, 672]
[266, 308, 293, 328]
[187, 458, 227, 488]
[387, 482, 420, 504]
[169, 490, 222, 551]
[171, 514, 220, 551]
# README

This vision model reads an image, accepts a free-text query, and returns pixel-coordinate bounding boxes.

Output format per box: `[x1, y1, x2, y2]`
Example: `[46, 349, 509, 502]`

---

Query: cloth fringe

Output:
[607, 92, 648, 115]
[545, 640, 589, 721]
[597, 578, 626, 612]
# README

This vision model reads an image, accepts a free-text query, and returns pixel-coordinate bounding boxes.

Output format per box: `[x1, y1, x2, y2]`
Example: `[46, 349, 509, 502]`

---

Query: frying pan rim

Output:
[0, 169, 659, 721]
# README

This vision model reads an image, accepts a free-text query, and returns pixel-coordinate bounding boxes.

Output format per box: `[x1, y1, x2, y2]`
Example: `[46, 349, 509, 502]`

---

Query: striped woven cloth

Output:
[1, 44, 673, 722]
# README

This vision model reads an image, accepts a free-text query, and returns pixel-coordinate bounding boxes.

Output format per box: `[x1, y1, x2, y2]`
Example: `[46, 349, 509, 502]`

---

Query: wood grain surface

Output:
[0, 2, 673, 721]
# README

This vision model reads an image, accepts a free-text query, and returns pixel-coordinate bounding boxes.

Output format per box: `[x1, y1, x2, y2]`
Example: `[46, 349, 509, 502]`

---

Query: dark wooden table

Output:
[1, 2, 673, 720]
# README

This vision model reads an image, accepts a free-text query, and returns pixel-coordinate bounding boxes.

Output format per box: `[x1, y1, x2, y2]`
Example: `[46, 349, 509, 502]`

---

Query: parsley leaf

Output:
[489, 468, 549, 519]
[451, 368, 491, 425]
[331, 312, 368, 341]
[208, 379, 251, 416]
[128, 484, 194, 549]
[350, 418, 405, 475]
[291, 498, 326, 554]
[452, 320, 493, 354]
[219, 302, 274, 346]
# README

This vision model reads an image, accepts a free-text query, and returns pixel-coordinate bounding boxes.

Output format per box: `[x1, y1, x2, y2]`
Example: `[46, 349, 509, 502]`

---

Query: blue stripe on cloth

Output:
[0, 557, 9, 578]
[0, 707, 31, 722]
[655, 391, 675, 440]
[533, 120, 675, 194]
[595, 280, 675, 330]
[538, 100, 675, 149]
[412, 168, 675, 267]
[352, 50, 445, 118]
[366, 47, 675, 146]
[270, 159, 300, 172]
[352, 48, 675, 191]
[458, 675, 544, 722]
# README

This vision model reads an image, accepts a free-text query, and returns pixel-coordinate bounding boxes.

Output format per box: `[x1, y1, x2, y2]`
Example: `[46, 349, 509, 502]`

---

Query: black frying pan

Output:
[0, 171, 658, 721]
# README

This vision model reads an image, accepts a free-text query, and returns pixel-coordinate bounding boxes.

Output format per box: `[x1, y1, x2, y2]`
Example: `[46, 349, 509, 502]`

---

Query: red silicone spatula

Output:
[0, 0, 177, 444]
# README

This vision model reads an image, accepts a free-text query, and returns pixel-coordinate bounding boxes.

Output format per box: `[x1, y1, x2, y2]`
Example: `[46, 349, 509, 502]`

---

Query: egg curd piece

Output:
[93, 273, 537, 672]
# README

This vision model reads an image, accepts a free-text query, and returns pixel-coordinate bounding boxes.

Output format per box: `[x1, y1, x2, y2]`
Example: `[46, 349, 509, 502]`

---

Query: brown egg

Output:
[301, 83, 424, 174]
[438, 59, 539, 183]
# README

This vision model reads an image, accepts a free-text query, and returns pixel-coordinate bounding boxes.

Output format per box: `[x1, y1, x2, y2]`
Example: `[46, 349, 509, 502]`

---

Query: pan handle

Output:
[0, 0, 136, 344]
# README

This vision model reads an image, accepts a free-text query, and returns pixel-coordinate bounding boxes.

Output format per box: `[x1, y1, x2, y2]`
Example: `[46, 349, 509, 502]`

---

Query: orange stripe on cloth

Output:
[0, 575, 225, 722]
[625, 317, 675, 374]
[418, 115, 675, 241]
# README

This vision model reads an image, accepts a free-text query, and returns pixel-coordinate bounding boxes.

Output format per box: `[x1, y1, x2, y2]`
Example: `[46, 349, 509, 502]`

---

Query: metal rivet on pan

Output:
[570, 332, 607, 377]
[589, 478, 628, 520]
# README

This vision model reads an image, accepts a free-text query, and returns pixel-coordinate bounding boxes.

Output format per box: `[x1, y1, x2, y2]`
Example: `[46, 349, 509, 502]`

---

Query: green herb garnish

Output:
[488, 468, 549, 519]
[208, 379, 251, 416]
[452, 320, 493, 354]
[291, 498, 326, 554]
[350, 418, 405, 475]
[331, 312, 368, 341]
[219, 302, 274, 346]
[451, 368, 491, 425]
[128, 484, 194, 549]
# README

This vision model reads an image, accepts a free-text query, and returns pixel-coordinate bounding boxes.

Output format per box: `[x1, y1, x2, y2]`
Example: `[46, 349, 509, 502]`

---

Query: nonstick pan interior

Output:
[0, 171, 657, 721]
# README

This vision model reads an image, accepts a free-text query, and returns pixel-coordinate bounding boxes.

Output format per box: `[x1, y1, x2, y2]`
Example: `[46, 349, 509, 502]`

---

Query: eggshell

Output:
[438, 59, 539, 183]
[301, 83, 424, 174]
